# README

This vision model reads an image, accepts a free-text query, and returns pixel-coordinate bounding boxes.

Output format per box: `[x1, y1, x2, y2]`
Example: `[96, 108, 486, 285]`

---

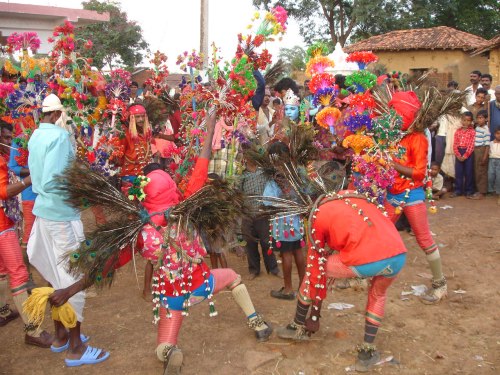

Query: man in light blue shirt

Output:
[27, 94, 109, 366]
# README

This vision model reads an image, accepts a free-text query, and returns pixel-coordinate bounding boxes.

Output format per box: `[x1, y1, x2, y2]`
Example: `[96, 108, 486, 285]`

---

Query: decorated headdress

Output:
[127, 103, 152, 140]
[388, 91, 421, 131]
[283, 88, 300, 106]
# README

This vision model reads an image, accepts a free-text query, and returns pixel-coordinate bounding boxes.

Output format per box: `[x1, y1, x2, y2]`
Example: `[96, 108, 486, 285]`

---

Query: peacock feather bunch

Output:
[57, 160, 246, 287]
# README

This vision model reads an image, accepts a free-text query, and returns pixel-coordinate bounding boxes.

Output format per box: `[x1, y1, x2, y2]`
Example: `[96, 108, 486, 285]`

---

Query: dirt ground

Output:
[1, 195, 499, 375]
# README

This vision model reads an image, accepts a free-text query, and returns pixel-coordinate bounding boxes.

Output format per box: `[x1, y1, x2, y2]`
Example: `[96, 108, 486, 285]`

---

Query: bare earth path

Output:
[1, 196, 499, 375]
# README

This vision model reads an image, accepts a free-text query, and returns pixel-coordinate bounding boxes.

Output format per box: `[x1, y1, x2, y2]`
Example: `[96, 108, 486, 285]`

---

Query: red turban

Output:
[129, 104, 146, 115]
[388, 91, 421, 131]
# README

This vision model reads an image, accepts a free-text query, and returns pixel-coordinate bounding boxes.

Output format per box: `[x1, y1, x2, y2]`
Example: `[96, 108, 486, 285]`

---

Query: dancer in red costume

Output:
[137, 112, 272, 374]
[385, 91, 447, 304]
[277, 191, 407, 372]
[119, 103, 153, 182]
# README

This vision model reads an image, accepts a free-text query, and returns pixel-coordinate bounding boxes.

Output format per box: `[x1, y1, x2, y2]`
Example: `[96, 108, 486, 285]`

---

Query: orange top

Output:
[312, 197, 406, 266]
[119, 132, 153, 176]
[0, 157, 14, 232]
[305, 192, 407, 301]
[389, 132, 428, 194]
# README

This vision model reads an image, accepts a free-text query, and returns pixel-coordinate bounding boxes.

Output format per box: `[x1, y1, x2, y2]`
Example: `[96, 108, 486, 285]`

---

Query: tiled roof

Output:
[471, 34, 500, 56]
[345, 26, 487, 53]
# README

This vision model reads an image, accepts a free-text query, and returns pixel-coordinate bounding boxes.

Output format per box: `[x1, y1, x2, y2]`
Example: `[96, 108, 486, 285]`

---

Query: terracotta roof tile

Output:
[471, 34, 500, 56]
[345, 26, 487, 53]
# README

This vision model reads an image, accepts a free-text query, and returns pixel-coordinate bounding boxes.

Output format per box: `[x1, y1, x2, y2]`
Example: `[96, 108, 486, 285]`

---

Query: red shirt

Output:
[0, 157, 14, 232]
[389, 132, 428, 194]
[119, 132, 153, 176]
[305, 193, 407, 301]
[453, 127, 475, 159]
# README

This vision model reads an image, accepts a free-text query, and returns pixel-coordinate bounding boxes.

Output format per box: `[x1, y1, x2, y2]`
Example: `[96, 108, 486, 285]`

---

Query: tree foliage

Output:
[76, 0, 149, 70]
[278, 46, 307, 74]
[253, 0, 500, 46]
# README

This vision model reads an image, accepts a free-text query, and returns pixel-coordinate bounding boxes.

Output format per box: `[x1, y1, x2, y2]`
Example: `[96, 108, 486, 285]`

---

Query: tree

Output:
[253, 0, 500, 47]
[278, 46, 307, 74]
[76, 0, 149, 70]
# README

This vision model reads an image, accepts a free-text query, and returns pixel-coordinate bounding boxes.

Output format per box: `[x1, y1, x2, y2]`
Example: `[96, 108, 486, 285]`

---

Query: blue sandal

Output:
[50, 334, 90, 353]
[65, 345, 110, 367]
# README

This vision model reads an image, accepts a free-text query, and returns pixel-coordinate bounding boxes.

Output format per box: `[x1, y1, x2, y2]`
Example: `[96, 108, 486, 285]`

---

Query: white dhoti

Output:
[27, 217, 86, 321]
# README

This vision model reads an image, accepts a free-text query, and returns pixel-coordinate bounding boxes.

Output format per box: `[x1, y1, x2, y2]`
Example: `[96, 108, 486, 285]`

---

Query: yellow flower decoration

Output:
[342, 134, 375, 155]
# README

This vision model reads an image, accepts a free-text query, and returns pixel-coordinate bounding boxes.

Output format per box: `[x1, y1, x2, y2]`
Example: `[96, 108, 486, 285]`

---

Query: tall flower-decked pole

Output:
[172, 6, 288, 184]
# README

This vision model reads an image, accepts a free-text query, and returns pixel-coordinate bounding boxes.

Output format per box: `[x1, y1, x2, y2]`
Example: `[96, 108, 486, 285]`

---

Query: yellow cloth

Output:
[23, 287, 77, 329]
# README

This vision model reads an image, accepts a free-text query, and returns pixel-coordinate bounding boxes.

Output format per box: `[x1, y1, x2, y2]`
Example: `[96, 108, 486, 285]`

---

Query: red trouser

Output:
[385, 202, 438, 254]
[157, 268, 240, 345]
[299, 254, 396, 327]
[21, 200, 35, 245]
[0, 229, 29, 295]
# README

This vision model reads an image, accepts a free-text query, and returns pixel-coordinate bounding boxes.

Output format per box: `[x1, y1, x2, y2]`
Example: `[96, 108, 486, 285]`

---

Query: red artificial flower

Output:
[346, 51, 378, 65]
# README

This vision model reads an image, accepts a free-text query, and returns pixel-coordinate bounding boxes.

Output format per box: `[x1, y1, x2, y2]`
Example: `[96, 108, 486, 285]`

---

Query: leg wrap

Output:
[293, 300, 309, 326]
[365, 276, 395, 327]
[21, 201, 35, 245]
[157, 308, 183, 346]
[404, 203, 438, 254]
[0, 230, 29, 294]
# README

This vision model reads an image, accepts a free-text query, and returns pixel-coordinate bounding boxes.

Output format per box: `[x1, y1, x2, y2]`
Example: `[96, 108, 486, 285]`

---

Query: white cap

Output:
[42, 94, 64, 112]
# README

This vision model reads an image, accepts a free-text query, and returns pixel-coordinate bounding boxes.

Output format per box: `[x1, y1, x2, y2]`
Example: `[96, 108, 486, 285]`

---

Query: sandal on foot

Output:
[270, 287, 296, 300]
[276, 323, 309, 341]
[163, 346, 183, 375]
[65, 346, 109, 367]
[51, 334, 90, 353]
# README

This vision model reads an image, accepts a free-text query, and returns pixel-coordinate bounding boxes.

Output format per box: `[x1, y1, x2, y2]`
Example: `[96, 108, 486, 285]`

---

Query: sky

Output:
[12, 0, 305, 71]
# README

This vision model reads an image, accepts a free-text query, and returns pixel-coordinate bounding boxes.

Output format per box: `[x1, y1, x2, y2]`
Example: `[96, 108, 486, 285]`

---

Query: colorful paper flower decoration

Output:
[343, 112, 372, 133]
[6, 32, 41, 53]
[345, 70, 377, 93]
[306, 56, 335, 77]
[257, 6, 288, 37]
[313, 87, 338, 107]
[342, 134, 374, 154]
[316, 107, 341, 129]
[348, 92, 376, 110]
[346, 51, 378, 70]
[306, 42, 330, 61]
[308, 73, 336, 94]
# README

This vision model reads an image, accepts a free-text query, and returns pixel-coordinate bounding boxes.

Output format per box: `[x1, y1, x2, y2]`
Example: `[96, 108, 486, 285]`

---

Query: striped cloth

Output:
[0, 228, 29, 294]
[475, 125, 491, 147]
[21, 200, 35, 245]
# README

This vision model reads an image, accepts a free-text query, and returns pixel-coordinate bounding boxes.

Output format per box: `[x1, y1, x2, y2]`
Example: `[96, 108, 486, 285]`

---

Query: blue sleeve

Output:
[263, 180, 282, 206]
[251, 70, 266, 111]
[8, 144, 23, 176]
[40, 132, 75, 193]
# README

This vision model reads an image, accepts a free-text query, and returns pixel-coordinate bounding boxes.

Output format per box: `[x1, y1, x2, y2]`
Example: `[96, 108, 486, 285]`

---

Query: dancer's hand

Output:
[49, 289, 72, 307]
[305, 316, 320, 336]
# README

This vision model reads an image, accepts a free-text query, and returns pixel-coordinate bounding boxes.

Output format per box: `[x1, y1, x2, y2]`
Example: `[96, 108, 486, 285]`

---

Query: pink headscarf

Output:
[142, 169, 181, 226]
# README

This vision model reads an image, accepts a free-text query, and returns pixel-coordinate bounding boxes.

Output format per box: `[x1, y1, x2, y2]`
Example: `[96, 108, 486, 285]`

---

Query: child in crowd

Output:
[272, 98, 283, 114]
[470, 109, 490, 199]
[264, 142, 305, 300]
[488, 128, 500, 205]
[430, 162, 447, 200]
[451, 112, 475, 197]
